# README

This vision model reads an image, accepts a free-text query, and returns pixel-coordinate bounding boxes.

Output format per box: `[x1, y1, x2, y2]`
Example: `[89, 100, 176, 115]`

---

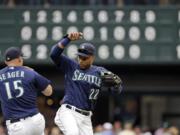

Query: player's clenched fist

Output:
[68, 32, 83, 41]
[57, 32, 83, 48]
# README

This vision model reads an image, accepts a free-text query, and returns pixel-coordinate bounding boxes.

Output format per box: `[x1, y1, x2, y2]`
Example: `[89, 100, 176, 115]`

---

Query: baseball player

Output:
[50, 32, 122, 135]
[0, 47, 53, 135]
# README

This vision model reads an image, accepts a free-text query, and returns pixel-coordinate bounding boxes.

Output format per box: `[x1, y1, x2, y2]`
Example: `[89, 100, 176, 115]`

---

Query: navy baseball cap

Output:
[4, 47, 23, 61]
[77, 43, 95, 57]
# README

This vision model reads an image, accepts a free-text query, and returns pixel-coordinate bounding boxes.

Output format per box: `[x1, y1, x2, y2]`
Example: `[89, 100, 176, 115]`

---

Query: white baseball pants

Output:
[6, 113, 45, 135]
[54, 104, 93, 135]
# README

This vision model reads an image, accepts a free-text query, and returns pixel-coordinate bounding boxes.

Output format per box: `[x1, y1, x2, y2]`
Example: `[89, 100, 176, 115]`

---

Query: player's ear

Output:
[19, 57, 23, 64]
[90, 55, 95, 64]
[18, 57, 21, 63]
[92, 55, 95, 61]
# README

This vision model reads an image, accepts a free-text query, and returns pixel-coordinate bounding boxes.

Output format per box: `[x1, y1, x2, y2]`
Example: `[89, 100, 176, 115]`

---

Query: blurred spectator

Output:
[155, 125, 179, 135]
[141, 126, 152, 135]
[102, 122, 114, 135]
[118, 122, 136, 135]
[168, 126, 179, 135]
[154, 122, 171, 135]
[134, 126, 143, 135]
[94, 124, 103, 135]
[143, 132, 152, 135]
[154, 127, 164, 135]
[113, 121, 122, 135]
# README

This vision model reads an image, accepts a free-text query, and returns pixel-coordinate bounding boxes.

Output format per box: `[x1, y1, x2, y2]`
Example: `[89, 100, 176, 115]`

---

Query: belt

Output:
[7, 112, 38, 124]
[65, 104, 91, 116]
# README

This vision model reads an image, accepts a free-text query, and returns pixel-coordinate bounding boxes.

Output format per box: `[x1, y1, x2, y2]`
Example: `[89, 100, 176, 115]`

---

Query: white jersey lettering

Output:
[72, 69, 101, 87]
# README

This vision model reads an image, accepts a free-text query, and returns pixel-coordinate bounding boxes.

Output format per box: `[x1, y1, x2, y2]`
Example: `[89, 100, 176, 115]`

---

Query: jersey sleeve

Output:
[50, 44, 77, 73]
[34, 71, 51, 92]
[98, 66, 108, 75]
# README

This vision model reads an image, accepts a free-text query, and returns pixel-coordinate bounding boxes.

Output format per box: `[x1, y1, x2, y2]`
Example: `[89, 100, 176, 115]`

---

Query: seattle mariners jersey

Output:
[50, 45, 107, 110]
[0, 66, 50, 120]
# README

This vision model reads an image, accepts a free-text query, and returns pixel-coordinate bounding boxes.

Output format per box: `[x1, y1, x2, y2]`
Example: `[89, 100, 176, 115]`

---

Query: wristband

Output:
[58, 37, 70, 47]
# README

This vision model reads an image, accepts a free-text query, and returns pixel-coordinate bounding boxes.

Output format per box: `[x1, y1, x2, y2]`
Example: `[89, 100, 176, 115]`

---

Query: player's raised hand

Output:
[68, 32, 83, 41]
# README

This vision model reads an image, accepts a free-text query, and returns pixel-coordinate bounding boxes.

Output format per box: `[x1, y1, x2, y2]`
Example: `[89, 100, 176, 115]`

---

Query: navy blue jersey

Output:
[50, 45, 107, 110]
[0, 66, 50, 120]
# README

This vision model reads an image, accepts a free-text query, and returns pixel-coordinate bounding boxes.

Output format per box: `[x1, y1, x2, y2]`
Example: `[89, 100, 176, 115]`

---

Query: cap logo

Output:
[81, 45, 85, 49]
[4, 47, 23, 61]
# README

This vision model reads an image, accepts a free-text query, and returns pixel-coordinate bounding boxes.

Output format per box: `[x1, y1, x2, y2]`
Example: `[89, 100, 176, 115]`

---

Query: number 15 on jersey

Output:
[4, 80, 24, 99]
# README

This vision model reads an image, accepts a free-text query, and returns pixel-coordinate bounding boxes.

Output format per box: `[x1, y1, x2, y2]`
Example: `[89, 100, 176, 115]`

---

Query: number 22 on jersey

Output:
[4, 80, 24, 99]
[89, 88, 100, 100]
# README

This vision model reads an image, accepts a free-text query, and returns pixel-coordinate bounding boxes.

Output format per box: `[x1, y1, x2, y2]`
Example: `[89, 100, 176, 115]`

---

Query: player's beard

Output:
[79, 63, 91, 70]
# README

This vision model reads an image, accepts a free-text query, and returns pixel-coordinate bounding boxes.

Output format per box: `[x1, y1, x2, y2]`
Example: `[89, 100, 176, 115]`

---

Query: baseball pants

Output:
[54, 104, 93, 135]
[6, 113, 45, 135]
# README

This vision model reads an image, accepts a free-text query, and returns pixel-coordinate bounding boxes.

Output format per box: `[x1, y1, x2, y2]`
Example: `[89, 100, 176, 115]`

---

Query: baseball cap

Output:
[4, 47, 23, 61]
[77, 43, 95, 57]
